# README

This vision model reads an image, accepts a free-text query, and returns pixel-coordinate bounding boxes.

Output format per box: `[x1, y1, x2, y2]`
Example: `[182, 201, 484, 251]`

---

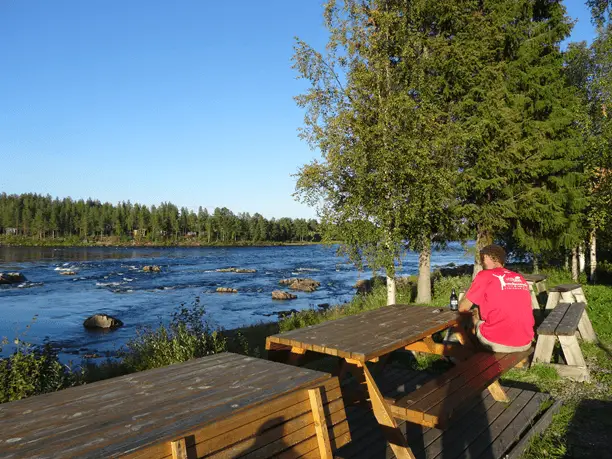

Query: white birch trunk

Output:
[579, 244, 586, 273]
[473, 230, 492, 279]
[416, 241, 432, 304]
[590, 229, 597, 283]
[386, 275, 396, 306]
[571, 247, 579, 282]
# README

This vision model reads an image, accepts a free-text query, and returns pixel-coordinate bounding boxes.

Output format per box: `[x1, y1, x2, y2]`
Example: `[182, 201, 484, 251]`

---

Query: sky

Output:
[0, 1, 598, 219]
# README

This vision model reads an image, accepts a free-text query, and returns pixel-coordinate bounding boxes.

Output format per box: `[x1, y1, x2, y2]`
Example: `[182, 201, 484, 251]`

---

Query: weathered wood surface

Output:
[386, 350, 531, 428]
[0, 352, 349, 458]
[335, 366, 555, 459]
[266, 305, 460, 363]
[549, 283, 582, 293]
[537, 302, 585, 336]
[521, 273, 547, 283]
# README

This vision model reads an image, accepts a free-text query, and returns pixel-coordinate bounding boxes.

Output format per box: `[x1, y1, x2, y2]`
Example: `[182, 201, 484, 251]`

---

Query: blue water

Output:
[0, 244, 472, 360]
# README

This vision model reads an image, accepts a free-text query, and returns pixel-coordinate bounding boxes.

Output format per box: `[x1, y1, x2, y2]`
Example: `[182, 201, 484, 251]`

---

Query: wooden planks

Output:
[555, 303, 585, 335]
[537, 302, 572, 335]
[266, 305, 460, 363]
[532, 303, 591, 381]
[387, 350, 531, 428]
[334, 366, 556, 459]
[0, 353, 350, 459]
[549, 283, 582, 293]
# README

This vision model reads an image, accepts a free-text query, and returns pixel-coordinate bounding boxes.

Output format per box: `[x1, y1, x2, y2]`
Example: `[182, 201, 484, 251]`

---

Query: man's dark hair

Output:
[480, 244, 506, 266]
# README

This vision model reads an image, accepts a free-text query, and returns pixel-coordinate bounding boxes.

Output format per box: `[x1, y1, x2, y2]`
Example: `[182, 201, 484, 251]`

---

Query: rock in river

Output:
[83, 314, 124, 329]
[143, 265, 161, 272]
[216, 287, 238, 293]
[288, 278, 320, 292]
[0, 272, 26, 284]
[272, 290, 297, 300]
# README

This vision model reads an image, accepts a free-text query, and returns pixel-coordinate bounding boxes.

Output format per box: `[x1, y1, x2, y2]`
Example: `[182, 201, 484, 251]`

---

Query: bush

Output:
[0, 338, 78, 403]
[118, 298, 227, 372]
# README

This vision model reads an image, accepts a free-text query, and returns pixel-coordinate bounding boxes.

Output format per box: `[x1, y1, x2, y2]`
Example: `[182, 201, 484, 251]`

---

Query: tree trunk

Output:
[571, 247, 579, 282]
[579, 244, 586, 273]
[473, 230, 492, 278]
[590, 229, 597, 283]
[564, 253, 569, 271]
[386, 274, 396, 306]
[533, 256, 539, 274]
[416, 240, 432, 304]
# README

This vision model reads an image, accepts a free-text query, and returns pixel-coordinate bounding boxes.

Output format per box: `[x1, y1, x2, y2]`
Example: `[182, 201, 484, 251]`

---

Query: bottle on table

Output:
[450, 288, 459, 311]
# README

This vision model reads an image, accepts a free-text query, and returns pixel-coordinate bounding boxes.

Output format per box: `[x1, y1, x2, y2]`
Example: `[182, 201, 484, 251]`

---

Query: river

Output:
[0, 244, 472, 360]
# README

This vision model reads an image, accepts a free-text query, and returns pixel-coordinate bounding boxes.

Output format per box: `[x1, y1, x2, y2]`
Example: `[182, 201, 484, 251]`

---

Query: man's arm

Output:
[458, 296, 473, 313]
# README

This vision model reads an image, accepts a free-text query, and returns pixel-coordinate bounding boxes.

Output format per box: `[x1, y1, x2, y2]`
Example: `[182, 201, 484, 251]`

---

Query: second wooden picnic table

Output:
[266, 304, 485, 459]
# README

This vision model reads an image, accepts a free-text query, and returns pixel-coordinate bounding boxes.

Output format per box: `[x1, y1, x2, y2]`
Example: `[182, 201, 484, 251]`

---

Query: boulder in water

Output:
[288, 278, 320, 292]
[0, 272, 26, 285]
[272, 290, 297, 300]
[59, 271, 77, 276]
[83, 314, 123, 329]
[216, 287, 238, 293]
[143, 265, 161, 272]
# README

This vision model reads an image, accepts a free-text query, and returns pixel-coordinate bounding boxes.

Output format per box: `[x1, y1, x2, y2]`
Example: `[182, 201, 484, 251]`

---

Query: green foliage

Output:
[0, 337, 79, 404]
[0, 193, 321, 245]
[293, 0, 461, 281]
[119, 298, 227, 372]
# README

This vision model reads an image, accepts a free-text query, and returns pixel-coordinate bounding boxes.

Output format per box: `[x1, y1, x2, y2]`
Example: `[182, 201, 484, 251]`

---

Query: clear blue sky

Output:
[0, 1, 597, 219]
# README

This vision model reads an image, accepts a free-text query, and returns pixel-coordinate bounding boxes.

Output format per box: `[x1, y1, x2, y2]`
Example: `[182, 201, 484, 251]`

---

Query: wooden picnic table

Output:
[266, 304, 499, 459]
[0, 352, 350, 459]
[520, 273, 548, 310]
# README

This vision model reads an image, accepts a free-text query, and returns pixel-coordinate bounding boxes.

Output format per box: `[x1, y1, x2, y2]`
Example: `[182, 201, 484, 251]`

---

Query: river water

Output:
[0, 244, 472, 360]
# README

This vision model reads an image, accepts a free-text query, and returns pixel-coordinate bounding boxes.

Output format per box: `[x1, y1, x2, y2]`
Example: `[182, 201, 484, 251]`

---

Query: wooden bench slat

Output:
[386, 352, 497, 409]
[549, 283, 582, 293]
[556, 303, 586, 336]
[388, 350, 531, 428]
[537, 302, 571, 335]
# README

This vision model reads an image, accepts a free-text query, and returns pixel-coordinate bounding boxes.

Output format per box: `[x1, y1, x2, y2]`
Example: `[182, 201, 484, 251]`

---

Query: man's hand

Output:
[458, 296, 473, 313]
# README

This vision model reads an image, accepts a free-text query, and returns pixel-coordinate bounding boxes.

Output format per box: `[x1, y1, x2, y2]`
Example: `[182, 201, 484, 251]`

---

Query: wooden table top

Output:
[0, 352, 331, 458]
[267, 305, 461, 363]
[522, 273, 548, 283]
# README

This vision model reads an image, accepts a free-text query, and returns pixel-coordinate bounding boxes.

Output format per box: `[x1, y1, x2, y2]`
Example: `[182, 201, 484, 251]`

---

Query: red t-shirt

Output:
[466, 267, 534, 347]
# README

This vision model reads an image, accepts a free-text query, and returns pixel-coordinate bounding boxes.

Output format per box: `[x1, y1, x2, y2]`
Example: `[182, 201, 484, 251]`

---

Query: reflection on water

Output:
[0, 244, 473, 361]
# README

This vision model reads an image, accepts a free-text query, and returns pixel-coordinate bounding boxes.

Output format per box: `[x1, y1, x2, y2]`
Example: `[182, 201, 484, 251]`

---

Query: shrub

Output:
[0, 338, 78, 403]
[119, 298, 227, 372]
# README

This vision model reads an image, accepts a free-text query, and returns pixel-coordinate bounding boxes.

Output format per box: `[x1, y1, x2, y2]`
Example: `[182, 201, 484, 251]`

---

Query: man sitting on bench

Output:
[459, 244, 534, 353]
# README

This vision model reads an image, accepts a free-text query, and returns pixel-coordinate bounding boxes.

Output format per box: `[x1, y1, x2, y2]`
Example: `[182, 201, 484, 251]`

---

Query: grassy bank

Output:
[1, 268, 610, 458]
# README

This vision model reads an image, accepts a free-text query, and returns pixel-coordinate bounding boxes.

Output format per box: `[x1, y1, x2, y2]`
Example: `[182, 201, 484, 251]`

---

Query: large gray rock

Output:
[0, 272, 26, 285]
[289, 278, 320, 292]
[83, 314, 123, 329]
[272, 290, 297, 300]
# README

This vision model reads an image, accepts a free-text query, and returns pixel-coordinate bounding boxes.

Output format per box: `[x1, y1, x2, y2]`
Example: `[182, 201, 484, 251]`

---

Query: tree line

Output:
[294, 0, 612, 302]
[0, 193, 321, 244]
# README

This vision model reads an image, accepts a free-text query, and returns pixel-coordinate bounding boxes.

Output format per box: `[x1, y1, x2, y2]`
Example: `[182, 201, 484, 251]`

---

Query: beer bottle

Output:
[450, 288, 459, 311]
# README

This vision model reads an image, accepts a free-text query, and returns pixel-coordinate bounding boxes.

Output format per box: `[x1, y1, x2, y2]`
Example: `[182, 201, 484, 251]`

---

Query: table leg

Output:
[345, 358, 416, 459]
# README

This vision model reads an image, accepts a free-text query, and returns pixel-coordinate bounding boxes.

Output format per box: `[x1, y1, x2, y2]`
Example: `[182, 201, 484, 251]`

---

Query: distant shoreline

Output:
[0, 236, 333, 249]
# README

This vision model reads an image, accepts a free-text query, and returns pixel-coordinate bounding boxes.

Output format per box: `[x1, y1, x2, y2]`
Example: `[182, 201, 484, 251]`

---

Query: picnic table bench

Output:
[532, 302, 592, 382]
[0, 352, 350, 459]
[266, 305, 526, 459]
